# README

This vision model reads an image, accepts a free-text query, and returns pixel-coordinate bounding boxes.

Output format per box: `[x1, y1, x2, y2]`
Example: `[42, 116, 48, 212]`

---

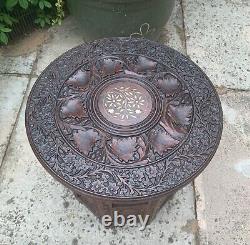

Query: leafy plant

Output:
[52, 0, 64, 25]
[0, 0, 65, 45]
[0, 12, 16, 44]
[0, 12, 17, 25]
[0, 23, 11, 44]
[35, 12, 52, 27]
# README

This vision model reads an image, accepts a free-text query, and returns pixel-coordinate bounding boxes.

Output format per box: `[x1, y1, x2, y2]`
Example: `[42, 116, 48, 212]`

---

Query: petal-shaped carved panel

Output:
[168, 104, 192, 126]
[61, 99, 86, 119]
[150, 131, 179, 155]
[108, 136, 147, 164]
[111, 137, 137, 162]
[156, 73, 180, 95]
[73, 129, 100, 155]
[95, 57, 125, 76]
[66, 70, 90, 89]
[134, 56, 157, 73]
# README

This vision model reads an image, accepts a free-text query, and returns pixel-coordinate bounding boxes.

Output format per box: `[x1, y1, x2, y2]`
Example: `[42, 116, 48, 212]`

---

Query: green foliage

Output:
[0, 12, 17, 26]
[0, 0, 65, 45]
[52, 0, 64, 25]
[0, 23, 12, 44]
[35, 12, 52, 27]
[0, 12, 17, 44]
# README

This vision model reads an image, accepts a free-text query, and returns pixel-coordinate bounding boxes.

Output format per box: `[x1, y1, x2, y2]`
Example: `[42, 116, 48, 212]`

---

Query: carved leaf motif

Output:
[160, 120, 185, 140]
[135, 56, 157, 73]
[157, 74, 180, 95]
[100, 58, 123, 75]
[61, 99, 85, 118]
[150, 132, 179, 155]
[66, 70, 90, 89]
[111, 137, 146, 163]
[73, 129, 100, 155]
[168, 105, 192, 126]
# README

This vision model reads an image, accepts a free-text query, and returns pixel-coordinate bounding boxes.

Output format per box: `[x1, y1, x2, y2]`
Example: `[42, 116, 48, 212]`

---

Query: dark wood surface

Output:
[25, 38, 223, 201]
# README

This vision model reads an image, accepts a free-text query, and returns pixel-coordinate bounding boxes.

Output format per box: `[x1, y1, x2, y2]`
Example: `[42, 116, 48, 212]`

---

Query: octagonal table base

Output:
[74, 192, 174, 225]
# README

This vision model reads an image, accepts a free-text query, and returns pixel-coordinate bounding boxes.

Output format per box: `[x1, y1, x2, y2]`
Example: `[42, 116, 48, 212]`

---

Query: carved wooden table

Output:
[25, 38, 223, 224]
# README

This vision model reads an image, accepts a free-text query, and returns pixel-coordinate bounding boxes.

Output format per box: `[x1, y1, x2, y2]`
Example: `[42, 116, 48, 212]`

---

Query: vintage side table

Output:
[25, 38, 223, 224]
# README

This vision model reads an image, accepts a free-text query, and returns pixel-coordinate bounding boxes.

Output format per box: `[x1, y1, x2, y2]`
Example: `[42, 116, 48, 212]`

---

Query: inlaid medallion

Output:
[98, 79, 152, 126]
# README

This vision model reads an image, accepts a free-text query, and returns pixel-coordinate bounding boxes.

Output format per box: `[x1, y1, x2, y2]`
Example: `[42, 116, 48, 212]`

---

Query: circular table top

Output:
[25, 37, 223, 199]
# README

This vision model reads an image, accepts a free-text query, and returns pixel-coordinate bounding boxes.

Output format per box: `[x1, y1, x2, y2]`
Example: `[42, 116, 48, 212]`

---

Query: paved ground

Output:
[0, 0, 249, 244]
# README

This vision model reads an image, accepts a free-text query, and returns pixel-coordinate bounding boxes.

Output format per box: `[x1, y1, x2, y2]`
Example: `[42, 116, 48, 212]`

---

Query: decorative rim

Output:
[25, 37, 223, 199]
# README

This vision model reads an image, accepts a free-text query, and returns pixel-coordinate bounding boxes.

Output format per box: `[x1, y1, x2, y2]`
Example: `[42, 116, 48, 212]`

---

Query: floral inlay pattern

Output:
[103, 85, 145, 120]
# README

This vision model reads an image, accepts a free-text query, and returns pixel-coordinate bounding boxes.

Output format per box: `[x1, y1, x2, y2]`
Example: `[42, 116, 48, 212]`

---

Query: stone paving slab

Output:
[162, 0, 186, 54]
[0, 75, 29, 167]
[0, 78, 196, 244]
[35, 17, 84, 76]
[195, 91, 250, 245]
[183, 0, 250, 90]
[0, 52, 36, 75]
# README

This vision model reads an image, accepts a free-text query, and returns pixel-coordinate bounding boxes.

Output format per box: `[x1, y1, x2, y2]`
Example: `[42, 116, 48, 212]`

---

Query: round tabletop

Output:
[25, 37, 223, 199]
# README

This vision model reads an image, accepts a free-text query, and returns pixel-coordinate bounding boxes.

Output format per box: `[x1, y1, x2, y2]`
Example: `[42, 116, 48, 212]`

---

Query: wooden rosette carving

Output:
[56, 55, 193, 167]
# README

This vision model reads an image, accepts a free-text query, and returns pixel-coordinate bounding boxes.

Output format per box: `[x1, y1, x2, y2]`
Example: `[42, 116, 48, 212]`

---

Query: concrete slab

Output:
[35, 17, 84, 76]
[0, 52, 36, 75]
[0, 75, 29, 167]
[195, 91, 250, 245]
[183, 0, 250, 90]
[162, 0, 186, 54]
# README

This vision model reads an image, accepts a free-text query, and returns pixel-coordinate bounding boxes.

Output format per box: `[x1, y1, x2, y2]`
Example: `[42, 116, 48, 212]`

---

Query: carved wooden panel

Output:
[25, 38, 223, 198]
